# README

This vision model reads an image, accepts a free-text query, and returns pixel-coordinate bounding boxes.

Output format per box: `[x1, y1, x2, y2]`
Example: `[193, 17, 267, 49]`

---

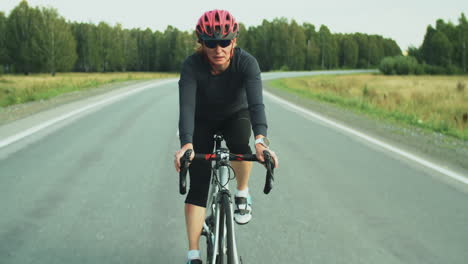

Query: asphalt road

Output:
[0, 72, 467, 264]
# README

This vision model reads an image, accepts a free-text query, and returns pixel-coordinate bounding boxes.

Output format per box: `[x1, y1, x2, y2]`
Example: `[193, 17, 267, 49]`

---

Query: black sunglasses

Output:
[203, 40, 232, 49]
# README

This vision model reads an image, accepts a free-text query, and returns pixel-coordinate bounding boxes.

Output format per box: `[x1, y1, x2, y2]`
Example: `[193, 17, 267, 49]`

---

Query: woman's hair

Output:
[195, 42, 204, 54]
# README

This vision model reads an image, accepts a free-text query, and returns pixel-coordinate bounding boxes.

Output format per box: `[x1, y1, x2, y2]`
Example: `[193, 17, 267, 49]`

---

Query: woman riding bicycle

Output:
[174, 10, 279, 264]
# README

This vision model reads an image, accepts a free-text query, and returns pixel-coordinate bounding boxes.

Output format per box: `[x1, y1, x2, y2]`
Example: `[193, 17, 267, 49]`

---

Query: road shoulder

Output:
[0, 79, 175, 147]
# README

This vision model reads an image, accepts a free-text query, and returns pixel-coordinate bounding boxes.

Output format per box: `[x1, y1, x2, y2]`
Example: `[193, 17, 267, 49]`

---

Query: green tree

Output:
[288, 20, 306, 70]
[270, 18, 289, 70]
[71, 22, 88, 71]
[407, 45, 422, 62]
[458, 13, 468, 72]
[436, 19, 457, 43]
[96, 22, 114, 72]
[303, 23, 320, 70]
[318, 25, 330, 68]
[122, 28, 138, 71]
[152, 30, 164, 71]
[0, 12, 8, 73]
[368, 35, 384, 67]
[340, 35, 358, 68]
[436, 19, 458, 68]
[354, 33, 370, 68]
[422, 28, 453, 66]
[236, 23, 248, 48]
[170, 28, 193, 72]
[421, 26, 437, 65]
[382, 38, 401, 57]
[135, 28, 154, 71]
[107, 24, 125, 71]
[71, 22, 101, 72]
[5, 0, 43, 74]
[34, 7, 77, 75]
[318, 25, 339, 69]
[246, 20, 273, 71]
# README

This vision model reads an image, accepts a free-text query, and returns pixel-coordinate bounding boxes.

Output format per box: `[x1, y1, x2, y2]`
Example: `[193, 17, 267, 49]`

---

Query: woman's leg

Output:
[231, 161, 253, 190]
[223, 109, 253, 191]
[223, 109, 254, 224]
[185, 119, 215, 252]
[185, 203, 206, 250]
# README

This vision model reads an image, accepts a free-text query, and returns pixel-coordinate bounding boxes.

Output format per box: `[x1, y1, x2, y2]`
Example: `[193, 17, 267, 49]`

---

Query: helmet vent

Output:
[225, 25, 229, 33]
[215, 13, 220, 22]
[205, 26, 212, 34]
[196, 25, 202, 33]
[204, 15, 209, 22]
[215, 25, 221, 34]
[233, 24, 238, 32]
[226, 14, 231, 20]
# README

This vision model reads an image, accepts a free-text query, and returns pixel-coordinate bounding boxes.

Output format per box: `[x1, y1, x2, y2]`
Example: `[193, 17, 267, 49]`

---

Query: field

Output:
[0, 72, 177, 108]
[269, 74, 468, 140]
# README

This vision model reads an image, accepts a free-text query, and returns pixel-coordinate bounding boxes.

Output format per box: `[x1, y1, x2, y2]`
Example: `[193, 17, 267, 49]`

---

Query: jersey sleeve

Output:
[243, 54, 268, 137]
[178, 58, 197, 147]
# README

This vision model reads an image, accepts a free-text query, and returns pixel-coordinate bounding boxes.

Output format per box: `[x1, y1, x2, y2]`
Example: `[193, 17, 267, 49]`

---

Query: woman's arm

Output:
[243, 54, 268, 138]
[178, 58, 197, 147]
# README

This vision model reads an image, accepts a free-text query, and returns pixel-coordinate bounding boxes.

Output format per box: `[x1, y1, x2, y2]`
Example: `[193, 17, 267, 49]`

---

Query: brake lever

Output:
[179, 149, 193, 195]
[263, 150, 275, 194]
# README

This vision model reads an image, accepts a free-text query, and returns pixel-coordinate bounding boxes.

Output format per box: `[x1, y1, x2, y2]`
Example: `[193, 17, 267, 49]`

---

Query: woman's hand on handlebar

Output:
[255, 144, 279, 169]
[174, 143, 195, 172]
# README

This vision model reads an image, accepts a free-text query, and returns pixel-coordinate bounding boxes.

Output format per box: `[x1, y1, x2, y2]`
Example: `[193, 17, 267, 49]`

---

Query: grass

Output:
[269, 74, 468, 140]
[0, 72, 177, 108]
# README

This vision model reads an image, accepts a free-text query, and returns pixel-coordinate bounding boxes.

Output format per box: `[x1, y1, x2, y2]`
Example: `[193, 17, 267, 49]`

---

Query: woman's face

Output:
[203, 39, 236, 67]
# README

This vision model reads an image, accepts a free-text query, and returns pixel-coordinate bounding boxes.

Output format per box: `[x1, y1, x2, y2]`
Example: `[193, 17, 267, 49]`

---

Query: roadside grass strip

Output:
[270, 75, 468, 140]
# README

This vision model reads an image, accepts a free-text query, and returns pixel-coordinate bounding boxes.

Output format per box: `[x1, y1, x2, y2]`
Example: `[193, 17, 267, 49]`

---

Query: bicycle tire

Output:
[204, 215, 215, 264]
[222, 193, 239, 264]
[217, 200, 225, 264]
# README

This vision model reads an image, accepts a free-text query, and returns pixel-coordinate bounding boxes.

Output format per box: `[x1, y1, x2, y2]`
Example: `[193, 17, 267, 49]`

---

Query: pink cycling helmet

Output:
[196, 10, 239, 41]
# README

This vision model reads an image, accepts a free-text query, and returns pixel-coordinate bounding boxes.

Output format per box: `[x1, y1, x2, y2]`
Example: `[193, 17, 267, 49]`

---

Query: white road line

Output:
[0, 79, 177, 149]
[264, 91, 468, 185]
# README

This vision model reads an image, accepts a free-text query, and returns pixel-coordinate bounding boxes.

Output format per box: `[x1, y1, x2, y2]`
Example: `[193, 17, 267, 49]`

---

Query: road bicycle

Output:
[179, 132, 275, 264]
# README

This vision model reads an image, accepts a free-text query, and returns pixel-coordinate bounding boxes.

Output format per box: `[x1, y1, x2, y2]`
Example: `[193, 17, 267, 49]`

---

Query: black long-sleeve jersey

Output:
[178, 47, 268, 146]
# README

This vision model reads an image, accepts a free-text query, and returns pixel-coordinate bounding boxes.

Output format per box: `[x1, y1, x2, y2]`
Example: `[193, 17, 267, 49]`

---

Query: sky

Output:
[1, 0, 467, 51]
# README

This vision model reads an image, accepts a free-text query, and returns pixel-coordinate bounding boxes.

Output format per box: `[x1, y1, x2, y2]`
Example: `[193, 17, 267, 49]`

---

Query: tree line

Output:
[381, 13, 468, 75]
[0, 0, 402, 75]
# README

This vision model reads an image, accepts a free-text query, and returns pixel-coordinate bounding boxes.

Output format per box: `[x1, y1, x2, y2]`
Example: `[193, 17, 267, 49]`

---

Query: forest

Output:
[0, 0, 402, 75]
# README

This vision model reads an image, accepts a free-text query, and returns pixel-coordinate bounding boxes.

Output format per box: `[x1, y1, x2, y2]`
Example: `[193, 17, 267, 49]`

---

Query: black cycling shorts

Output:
[185, 109, 253, 207]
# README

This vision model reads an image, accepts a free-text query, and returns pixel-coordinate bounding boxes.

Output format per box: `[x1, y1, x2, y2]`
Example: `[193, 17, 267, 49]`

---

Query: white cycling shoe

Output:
[234, 195, 252, 225]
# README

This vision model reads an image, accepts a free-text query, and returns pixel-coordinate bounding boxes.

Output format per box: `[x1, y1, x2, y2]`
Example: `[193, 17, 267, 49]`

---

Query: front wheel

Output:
[204, 207, 223, 264]
[204, 215, 215, 264]
[222, 193, 240, 264]
[217, 199, 225, 264]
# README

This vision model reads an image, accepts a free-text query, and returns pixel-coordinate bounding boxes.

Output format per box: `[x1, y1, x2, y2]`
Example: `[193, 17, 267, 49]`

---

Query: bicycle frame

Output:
[203, 134, 240, 264]
[179, 133, 275, 264]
